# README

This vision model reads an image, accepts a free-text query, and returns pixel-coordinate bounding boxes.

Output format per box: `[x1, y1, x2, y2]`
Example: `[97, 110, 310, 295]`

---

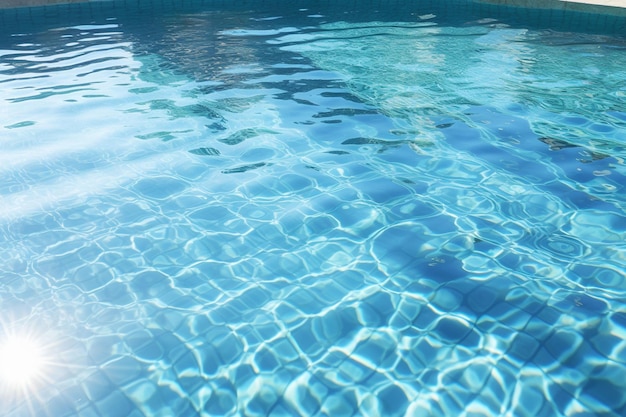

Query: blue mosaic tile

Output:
[1, 1, 626, 416]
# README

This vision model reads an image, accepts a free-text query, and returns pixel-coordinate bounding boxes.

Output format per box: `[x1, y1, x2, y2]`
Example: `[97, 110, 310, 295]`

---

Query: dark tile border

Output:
[1, 0, 625, 13]
[0, 0, 91, 8]
[476, 0, 626, 17]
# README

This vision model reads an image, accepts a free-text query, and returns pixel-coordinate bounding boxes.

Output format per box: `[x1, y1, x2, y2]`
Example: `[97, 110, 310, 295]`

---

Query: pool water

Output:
[1, 0, 626, 416]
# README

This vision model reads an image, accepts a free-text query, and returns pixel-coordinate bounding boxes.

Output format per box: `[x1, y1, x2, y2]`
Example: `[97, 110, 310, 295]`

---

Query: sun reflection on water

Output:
[0, 318, 86, 416]
[0, 325, 59, 413]
[0, 334, 47, 388]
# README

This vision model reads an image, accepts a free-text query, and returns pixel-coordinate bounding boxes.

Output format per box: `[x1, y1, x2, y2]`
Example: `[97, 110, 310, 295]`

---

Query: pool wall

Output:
[474, 0, 626, 30]
[1, 0, 625, 15]
[2, 0, 625, 35]
[0, 0, 87, 8]
[479, 0, 626, 16]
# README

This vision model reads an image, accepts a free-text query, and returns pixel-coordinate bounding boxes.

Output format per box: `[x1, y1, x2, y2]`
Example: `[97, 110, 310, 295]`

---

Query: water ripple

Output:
[1, 1, 626, 417]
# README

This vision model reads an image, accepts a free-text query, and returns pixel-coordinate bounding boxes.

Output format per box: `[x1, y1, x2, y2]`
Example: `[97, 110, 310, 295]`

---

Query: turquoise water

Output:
[1, 0, 626, 416]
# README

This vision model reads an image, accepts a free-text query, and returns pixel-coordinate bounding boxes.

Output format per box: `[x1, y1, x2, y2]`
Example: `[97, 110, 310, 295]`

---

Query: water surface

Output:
[1, 1, 625, 416]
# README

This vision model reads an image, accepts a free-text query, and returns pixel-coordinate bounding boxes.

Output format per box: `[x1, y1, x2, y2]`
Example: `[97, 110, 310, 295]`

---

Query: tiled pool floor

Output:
[1, 0, 625, 416]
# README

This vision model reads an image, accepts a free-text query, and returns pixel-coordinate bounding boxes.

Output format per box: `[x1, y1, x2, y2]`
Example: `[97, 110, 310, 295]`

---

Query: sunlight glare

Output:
[0, 334, 46, 387]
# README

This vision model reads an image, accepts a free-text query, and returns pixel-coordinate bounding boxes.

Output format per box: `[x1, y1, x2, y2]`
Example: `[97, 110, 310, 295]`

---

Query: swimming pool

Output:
[1, 0, 625, 415]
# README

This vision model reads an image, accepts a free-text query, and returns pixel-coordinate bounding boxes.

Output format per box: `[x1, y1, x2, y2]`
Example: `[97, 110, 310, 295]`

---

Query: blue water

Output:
[1, 0, 626, 416]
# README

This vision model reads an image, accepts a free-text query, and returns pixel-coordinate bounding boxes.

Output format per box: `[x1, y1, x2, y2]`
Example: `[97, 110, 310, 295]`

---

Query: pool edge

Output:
[474, 0, 626, 16]
[1, 0, 626, 15]
[0, 0, 89, 9]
